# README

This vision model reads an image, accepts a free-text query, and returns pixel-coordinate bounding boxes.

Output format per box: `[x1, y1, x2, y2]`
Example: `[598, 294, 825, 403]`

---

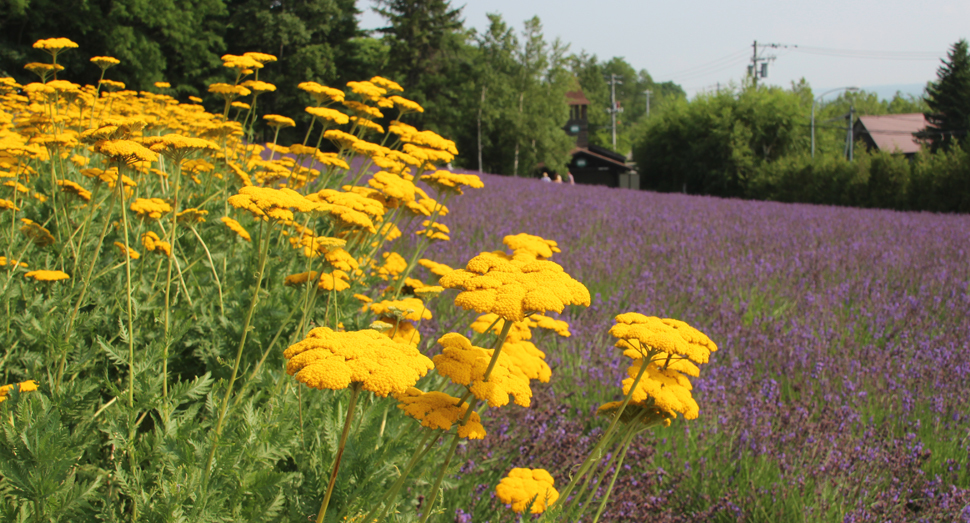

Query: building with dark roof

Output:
[562, 89, 637, 188]
[853, 114, 926, 157]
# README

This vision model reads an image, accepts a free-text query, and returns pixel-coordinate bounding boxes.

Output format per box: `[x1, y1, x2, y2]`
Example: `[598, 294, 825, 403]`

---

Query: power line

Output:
[658, 48, 750, 80]
[787, 45, 940, 61]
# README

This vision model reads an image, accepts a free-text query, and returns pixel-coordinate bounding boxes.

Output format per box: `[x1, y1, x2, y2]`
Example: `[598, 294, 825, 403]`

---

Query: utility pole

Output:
[748, 41, 786, 86]
[606, 73, 623, 150]
[845, 105, 856, 161]
[644, 90, 652, 119]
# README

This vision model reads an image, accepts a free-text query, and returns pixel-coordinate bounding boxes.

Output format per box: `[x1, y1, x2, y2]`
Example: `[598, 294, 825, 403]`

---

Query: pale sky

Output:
[358, 0, 969, 100]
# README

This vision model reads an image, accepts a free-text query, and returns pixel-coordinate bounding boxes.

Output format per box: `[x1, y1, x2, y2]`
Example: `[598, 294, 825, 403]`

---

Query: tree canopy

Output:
[919, 39, 970, 152]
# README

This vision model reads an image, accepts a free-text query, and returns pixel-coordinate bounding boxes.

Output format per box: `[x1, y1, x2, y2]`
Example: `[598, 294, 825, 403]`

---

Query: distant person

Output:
[566, 171, 575, 184]
[553, 173, 563, 183]
[540, 172, 552, 182]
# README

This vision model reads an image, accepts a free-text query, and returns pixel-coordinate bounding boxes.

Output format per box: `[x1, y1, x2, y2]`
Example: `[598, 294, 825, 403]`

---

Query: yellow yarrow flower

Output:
[90, 56, 120, 70]
[176, 208, 208, 224]
[415, 220, 450, 242]
[420, 170, 483, 196]
[95, 139, 159, 165]
[1, 198, 20, 211]
[373, 251, 407, 280]
[298, 81, 345, 103]
[596, 401, 673, 428]
[56, 179, 92, 202]
[621, 360, 699, 420]
[141, 231, 171, 256]
[20, 219, 55, 247]
[283, 327, 434, 397]
[369, 76, 403, 92]
[495, 468, 559, 514]
[24, 270, 69, 281]
[387, 95, 423, 113]
[418, 259, 454, 278]
[369, 297, 431, 322]
[263, 114, 295, 128]
[0, 380, 39, 403]
[228, 186, 324, 222]
[441, 251, 590, 322]
[610, 313, 717, 365]
[0, 257, 27, 268]
[305, 106, 350, 125]
[129, 198, 172, 220]
[154, 81, 171, 89]
[220, 216, 251, 241]
[396, 387, 486, 439]
[433, 333, 532, 408]
[500, 340, 551, 383]
[113, 241, 140, 260]
[503, 233, 561, 260]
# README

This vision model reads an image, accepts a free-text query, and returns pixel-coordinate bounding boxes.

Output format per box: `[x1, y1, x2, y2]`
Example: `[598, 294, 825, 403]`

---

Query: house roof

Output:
[571, 147, 631, 171]
[566, 90, 590, 106]
[855, 113, 926, 154]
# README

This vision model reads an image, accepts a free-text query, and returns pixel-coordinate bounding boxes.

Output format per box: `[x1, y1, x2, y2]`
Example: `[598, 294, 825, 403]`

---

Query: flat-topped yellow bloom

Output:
[0, 257, 27, 267]
[96, 139, 158, 165]
[219, 216, 251, 241]
[415, 220, 449, 241]
[311, 188, 385, 217]
[241, 80, 275, 93]
[305, 106, 349, 125]
[341, 100, 382, 119]
[495, 468, 559, 514]
[372, 251, 406, 280]
[0, 380, 39, 402]
[20, 219, 54, 246]
[90, 56, 121, 69]
[208, 83, 250, 98]
[283, 327, 433, 397]
[129, 198, 172, 220]
[298, 82, 345, 103]
[368, 171, 417, 204]
[57, 179, 91, 201]
[500, 340, 551, 383]
[323, 129, 359, 148]
[503, 233, 561, 260]
[418, 259, 454, 278]
[369, 297, 432, 322]
[113, 241, 140, 259]
[24, 270, 68, 281]
[441, 251, 590, 322]
[420, 170, 483, 195]
[243, 52, 278, 64]
[176, 208, 208, 224]
[33, 38, 78, 51]
[154, 82, 171, 89]
[387, 95, 423, 113]
[596, 401, 673, 428]
[621, 360, 699, 420]
[433, 333, 532, 408]
[347, 80, 386, 101]
[1, 198, 20, 211]
[228, 186, 323, 222]
[141, 231, 171, 256]
[143, 134, 219, 157]
[350, 116, 384, 134]
[396, 387, 486, 439]
[610, 313, 717, 365]
[263, 114, 295, 128]
[221, 54, 262, 70]
[369, 76, 403, 92]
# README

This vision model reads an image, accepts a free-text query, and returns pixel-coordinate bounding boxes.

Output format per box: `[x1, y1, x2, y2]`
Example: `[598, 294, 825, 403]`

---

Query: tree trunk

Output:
[513, 91, 524, 176]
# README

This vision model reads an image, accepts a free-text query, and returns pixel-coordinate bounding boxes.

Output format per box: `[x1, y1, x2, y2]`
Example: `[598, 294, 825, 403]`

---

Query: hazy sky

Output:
[358, 0, 969, 99]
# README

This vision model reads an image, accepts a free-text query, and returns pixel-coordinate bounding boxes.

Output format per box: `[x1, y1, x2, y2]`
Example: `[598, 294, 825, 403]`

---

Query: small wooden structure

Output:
[561, 89, 636, 188]
[852, 114, 926, 157]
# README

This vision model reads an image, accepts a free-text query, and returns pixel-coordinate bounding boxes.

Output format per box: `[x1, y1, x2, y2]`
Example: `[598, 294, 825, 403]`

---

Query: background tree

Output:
[918, 39, 970, 152]
[1, 0, 226, 92]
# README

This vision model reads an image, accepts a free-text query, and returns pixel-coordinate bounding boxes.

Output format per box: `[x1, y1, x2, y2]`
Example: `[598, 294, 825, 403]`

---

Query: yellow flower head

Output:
[141, 231, 171, 256]
[95, 139, 159, 165]
[113, 241, 140, 260]
[418, 258, 454, 278]
[263, 114, 295, 128]
[177, 208, 208, 224]
[372, 251, 406, 280]
[350, 116, 384, 134]
[495, 468, 559, 514]
[415, 220, 450, 242]
[221, 54, 263, 70]
[143, 134, 220, 159]
[368, 171, 416, 203]
[32, 38, 78, 55]
[471, 313, 533, 343]
[241, 80, 276, 94]
[406, 130, 458, 155]
[19, 219, 55, 247]
[501, 340, 551, 383]
[57, 179, 92, 202]
[387, 95, 424, 113]
[341, 100, 383, 119]
[228, 186, 323, 222]
[243, 52, 278, 64]
[189, 96, 203, 103]
[24, 270, 68, 281]
[346, 80, 386, 102]
[323, 129, 359, 149]
[129, 198, 172, 220]
[220, 216, 251, 241]
[298, 82, 345, 103]
[1, 198, 20, 212]
[208, 82, 251, 99]
[0, 257, 27, 268]
[369, 76, 404, 92]
[420, 171, 483, 196]
[90, 56, 120, 70]
[440, 251, 590, 322]
[432, 333, 532, 408]
[622, 360, 699, 420]
[396, 387, 486, 439]
[305, 106, 350, 125]
[610, 313, 717, 365]
[154, 81, 171, 89]
[99, 79, 126, 91]
[503, 233, 561, 260]
[283, 327, 434, 397]
[0, 380, 39, 403]
[369, 297, 432, 322]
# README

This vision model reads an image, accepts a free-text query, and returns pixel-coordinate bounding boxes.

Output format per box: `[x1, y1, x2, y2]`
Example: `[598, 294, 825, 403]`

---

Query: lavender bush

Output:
[406, 174, 970, 522]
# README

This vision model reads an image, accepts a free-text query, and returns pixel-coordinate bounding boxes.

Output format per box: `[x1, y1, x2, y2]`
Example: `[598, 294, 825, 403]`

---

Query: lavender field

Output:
[409, 174, 970, 522]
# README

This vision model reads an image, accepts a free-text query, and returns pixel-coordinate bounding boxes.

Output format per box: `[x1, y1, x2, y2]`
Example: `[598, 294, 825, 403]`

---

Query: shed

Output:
[853, 114, 926, 156]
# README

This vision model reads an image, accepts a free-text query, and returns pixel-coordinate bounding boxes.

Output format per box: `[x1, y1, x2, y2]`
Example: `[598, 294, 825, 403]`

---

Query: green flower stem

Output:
[540, 344, 657, 522]
[391, 194, 451, 298]
[58, 180, 119, 392]
[317, 382, 363, 523]
[417, 429, 462, 523]
[163, 164, 182, 398]
[364, 428, 442, 523]
[591, 424, 646, 523]
[572, 423, 636, 522]
[188, 225, 224, 315]
[118, 169, 136, 408]
[243, 304, 300, 384]
[481, 319, 514, 381]
[203, 218, 270, 484]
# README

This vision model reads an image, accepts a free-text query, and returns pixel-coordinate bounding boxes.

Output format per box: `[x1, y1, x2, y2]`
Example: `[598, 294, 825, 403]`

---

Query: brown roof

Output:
[570, 147, 631, 171]
[566, 90, 590, 106]
[856, 114, 926, 154]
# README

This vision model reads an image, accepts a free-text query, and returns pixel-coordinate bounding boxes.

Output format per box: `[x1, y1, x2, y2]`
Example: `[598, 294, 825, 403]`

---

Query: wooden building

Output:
[852, 113, 926, 158]
[562, 89, 637, 188]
